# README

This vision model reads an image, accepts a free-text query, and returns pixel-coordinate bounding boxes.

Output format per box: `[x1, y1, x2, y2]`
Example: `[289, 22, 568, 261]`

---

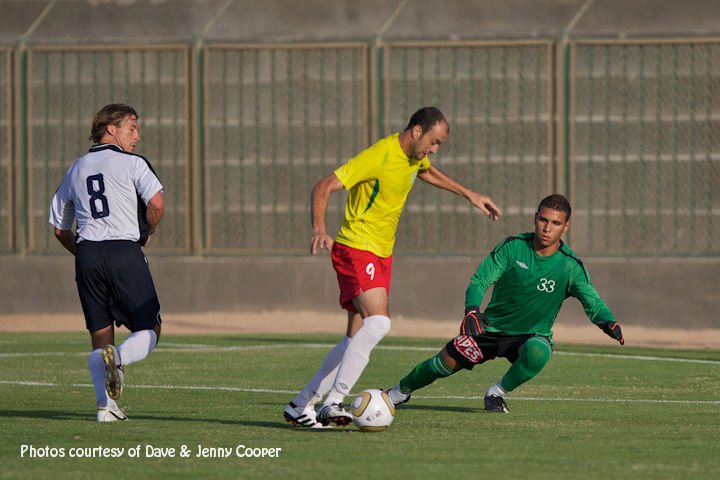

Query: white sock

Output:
[88, 349, 117, 409]
[324, 315, 391, 405]
[117, 330, 157, 366]
[292, 336, 350, 409]
[486, 381, 508, 398]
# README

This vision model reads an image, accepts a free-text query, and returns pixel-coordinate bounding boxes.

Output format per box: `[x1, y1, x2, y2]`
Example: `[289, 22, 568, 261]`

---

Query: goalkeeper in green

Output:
[385, 194, 624, 413]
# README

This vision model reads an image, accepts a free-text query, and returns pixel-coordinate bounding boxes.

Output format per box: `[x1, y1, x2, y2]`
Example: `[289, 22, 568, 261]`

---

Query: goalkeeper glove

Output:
[460, 306, 488, 337]
[598, 320, 624, 345]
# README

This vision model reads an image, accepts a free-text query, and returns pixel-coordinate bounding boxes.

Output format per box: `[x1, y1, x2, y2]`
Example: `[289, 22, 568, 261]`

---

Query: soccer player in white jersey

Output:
[49, 104, 165, 422]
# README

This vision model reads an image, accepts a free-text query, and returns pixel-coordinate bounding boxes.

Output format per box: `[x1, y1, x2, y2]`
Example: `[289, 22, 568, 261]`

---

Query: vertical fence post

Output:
[560, 39, 570, 197]
[1, 48, 12, 253]
[192, 35, 205, 254]
[560, 0, 595, 249]
[373, 36, 384, 140]
[15, 40, 28, 255]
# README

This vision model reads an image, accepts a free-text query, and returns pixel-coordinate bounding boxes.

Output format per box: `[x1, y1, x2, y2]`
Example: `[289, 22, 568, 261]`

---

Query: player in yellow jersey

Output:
[284, 107, 501, 428]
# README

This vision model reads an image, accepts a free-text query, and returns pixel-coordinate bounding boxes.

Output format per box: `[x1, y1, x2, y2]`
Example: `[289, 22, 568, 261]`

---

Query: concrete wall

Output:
[5, 0, 719, 46]
[3, 255, 718, 329]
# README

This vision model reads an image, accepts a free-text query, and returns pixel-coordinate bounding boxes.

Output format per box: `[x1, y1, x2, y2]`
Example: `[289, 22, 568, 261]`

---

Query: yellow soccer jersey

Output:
[334, 133, 430, 257]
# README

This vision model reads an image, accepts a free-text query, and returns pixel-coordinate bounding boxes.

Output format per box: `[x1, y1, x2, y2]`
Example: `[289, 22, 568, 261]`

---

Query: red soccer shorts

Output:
[331, 242, 393, 312]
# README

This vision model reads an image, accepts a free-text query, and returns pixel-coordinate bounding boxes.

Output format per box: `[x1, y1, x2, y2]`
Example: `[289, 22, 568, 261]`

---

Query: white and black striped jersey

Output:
[49, 144, 164, 243]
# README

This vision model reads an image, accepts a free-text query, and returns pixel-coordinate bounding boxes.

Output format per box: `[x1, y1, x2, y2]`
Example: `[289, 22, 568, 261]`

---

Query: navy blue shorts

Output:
[445, 333, 547, 370]
[75, 240, 162, 333]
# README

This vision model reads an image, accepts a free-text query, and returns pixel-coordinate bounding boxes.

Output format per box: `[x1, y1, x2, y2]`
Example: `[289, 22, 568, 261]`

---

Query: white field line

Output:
[0, 352, 87, 358]
[0, 344, 300, 358]
[1, 380, 718, 406]
[555, 351, 720, 365]
[420, 394, 720, 405]
[160, 342, 218, 349]
[0, 344, 434, 358]
[0, 380, 56, 387]
[2, 343, 720, 365]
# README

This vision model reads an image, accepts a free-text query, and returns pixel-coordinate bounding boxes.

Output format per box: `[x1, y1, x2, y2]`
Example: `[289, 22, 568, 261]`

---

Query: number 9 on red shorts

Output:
[331, 242, 393, 312]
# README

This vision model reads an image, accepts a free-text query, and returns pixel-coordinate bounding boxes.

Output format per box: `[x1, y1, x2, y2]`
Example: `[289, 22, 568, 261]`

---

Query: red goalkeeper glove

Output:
[460, 306, 488, 337]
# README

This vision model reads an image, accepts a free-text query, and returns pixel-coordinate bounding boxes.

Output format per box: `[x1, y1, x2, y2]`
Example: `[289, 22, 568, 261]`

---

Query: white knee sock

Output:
[486, 381, 508, 398]
[88, 348, 117, 409]
[117, 330, 157, 366]
[324, 315, 391, 405]
[292, 336, 350, 409]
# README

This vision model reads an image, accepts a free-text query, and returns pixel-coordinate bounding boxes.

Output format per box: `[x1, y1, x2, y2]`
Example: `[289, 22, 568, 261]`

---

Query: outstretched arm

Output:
[417, 165, 501, 220]
[310, 173, 344, 254]
[465, 243, 508, 307]
[570, 273, 624, 345]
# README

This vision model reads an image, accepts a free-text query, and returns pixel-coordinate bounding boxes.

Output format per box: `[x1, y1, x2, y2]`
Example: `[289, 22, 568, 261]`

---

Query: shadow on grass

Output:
[397, 404, 479, 414]
[0, 409, 356, 432]
[256, 400, 480, 415]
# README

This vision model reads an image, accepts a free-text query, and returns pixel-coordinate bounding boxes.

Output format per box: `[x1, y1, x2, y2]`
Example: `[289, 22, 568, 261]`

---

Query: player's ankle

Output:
[486, 382, 508, 398]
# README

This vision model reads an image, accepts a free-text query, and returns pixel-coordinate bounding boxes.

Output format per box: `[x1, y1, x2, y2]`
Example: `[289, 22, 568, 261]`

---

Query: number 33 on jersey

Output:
[465, 233, 615, 337]
[537, 278, 555, 293]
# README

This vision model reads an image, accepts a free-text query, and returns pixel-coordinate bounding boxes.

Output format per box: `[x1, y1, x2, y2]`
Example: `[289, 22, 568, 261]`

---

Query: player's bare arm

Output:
[417, 165, 501, 220]
[309, 173, 344, 254]
[145, 191, 165, 235]
[54, 228, 77, 256]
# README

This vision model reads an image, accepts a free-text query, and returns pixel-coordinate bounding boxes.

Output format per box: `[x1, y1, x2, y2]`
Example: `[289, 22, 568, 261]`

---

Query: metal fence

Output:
[24, 45, 191, 254]
[4, 38, 719, 257]
[202, 44, 367, 253]
[384, 41, 554, 254]
[569, 39, 720, 255]
[0, 49, 11, 254]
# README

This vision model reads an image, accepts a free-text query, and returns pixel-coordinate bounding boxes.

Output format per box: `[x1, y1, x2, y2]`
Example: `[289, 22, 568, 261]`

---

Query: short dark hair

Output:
[538, 194, 571, 221]
[89, 103, 139, 143]
[404, 107, 448, 134]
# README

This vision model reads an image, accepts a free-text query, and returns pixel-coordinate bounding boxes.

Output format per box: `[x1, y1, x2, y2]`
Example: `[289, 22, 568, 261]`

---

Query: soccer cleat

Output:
[102, 345, 124, 400]
[283, 402, 328, 429]
[384, 385, 412, 407]
[316, 402, 353, 427]
[484, 394, 509, 413]
[97, 406, 128, 422]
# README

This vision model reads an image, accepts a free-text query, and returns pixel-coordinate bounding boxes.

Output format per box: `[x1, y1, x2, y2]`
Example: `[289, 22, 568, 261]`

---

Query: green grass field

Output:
[1, 332, 719, 479]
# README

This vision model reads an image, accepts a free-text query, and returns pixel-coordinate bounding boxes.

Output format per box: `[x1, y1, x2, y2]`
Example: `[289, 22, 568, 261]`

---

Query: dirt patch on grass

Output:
[2, 311, 719, 350]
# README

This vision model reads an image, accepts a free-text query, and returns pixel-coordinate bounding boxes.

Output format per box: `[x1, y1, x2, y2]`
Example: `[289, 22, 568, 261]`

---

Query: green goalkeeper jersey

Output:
[465, 232, 615, 338]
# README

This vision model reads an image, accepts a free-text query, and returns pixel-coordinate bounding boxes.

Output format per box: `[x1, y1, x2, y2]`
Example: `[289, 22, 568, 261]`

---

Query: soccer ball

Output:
[350, 389, 395, 432]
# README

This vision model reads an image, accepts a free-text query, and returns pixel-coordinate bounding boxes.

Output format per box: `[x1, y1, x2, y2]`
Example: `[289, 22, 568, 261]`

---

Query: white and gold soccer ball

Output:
[350, 389, 396, 432]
